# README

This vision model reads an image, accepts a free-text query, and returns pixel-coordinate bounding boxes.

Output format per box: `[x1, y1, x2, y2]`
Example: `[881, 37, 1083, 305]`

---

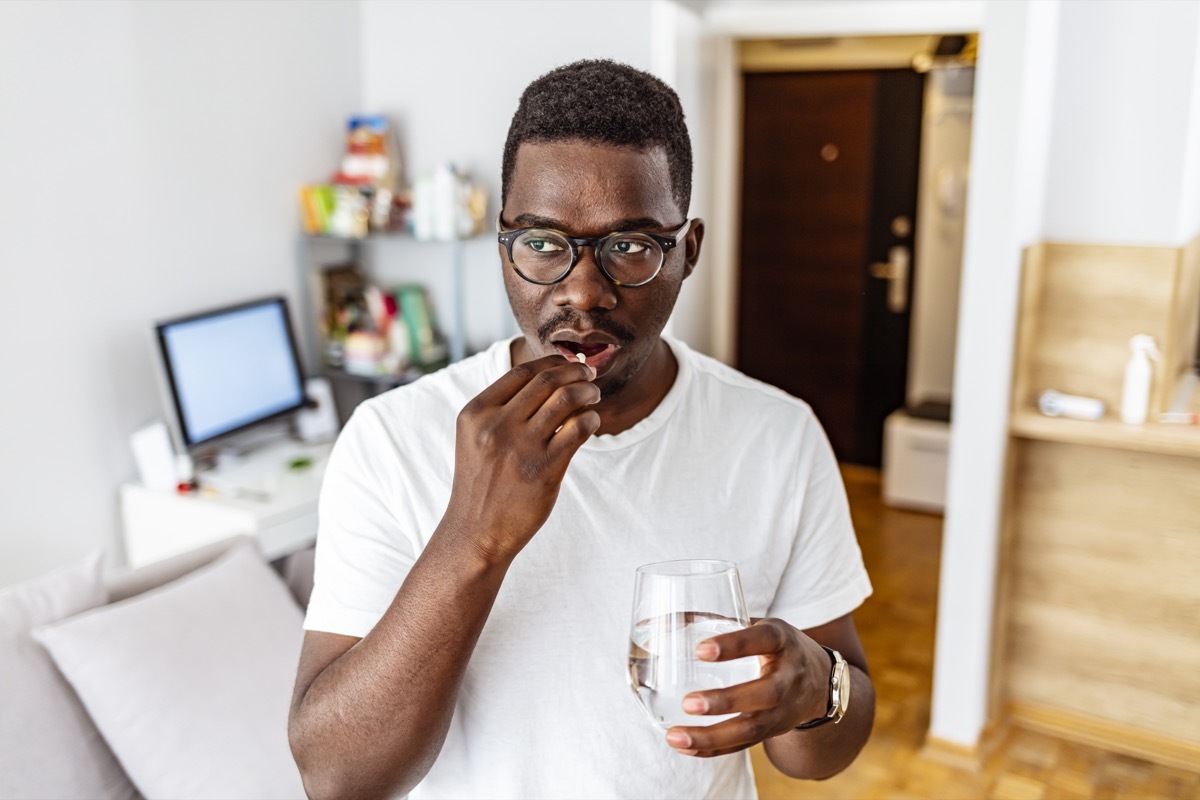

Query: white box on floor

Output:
[882, 410, 950, 513]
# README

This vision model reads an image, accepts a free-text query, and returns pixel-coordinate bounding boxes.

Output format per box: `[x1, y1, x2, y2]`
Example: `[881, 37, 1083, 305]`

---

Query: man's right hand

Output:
[443, 353, 600, 566]
[290, 353, 600, 800]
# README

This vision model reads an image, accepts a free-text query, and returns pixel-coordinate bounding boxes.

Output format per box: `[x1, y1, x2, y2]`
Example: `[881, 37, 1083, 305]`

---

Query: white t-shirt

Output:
[305, 336, 872, 800]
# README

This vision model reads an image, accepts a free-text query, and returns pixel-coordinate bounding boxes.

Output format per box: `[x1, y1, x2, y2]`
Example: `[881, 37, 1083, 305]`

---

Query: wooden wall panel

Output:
[1004, 439, 1200, 744]
[1165, 234, 1200, 399]
[1012, 243, 1182, 415]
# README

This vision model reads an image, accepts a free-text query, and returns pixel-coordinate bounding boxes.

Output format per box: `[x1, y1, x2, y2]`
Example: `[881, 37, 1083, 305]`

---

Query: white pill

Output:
[576, 352, 586, 364]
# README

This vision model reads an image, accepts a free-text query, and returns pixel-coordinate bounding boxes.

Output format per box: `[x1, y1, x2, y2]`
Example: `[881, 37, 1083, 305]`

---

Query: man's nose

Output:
[551, 247, 618, 311]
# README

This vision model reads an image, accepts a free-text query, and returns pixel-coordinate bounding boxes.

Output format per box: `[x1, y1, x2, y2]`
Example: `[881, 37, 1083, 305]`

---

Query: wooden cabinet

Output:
[996, 238, 1200, 770]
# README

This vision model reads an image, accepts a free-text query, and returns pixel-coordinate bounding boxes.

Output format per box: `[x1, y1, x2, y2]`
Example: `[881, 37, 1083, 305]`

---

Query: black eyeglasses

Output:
[497, 219, 693, 287]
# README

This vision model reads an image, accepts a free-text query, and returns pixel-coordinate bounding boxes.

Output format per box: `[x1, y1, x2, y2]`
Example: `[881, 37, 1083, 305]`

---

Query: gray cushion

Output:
[33, 541, 306, 800]
[0, 552, 139, 800]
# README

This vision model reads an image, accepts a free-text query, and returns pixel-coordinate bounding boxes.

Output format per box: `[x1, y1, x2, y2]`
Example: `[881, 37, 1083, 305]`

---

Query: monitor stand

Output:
[189, 419, 296, 471]
[195, 422, 329, 503]
[210, 419, 295, 459]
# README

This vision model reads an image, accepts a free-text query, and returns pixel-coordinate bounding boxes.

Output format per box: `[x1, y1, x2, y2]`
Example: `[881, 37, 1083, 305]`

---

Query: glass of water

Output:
[628, 560, 761, 729]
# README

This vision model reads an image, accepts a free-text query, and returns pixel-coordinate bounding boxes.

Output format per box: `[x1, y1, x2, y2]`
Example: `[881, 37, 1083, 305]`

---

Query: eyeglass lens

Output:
[511, 230, 663, 284]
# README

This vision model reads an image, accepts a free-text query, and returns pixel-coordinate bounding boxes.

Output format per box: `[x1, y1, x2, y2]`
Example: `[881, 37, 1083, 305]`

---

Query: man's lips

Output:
[550, 328, 619, 346]
[561, 341, 610, 357]
[551, 333, 621, 371]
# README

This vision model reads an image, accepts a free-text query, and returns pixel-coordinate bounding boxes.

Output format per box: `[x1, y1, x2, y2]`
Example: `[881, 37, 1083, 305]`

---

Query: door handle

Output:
[868, 245, 910, 313]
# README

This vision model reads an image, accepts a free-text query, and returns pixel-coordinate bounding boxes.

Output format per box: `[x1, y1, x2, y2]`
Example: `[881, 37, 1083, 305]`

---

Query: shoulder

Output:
[671, 338, 821, 436]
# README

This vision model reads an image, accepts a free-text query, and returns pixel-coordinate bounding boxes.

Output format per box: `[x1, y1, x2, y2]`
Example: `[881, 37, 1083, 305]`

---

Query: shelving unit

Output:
[296, 231, 472, 415]
[994, 238, 1200, 771]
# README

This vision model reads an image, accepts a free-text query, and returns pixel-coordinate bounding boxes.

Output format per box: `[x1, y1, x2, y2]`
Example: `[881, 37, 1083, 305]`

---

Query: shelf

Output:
[299, 231, 474, 367]
[1010, 408, 1200, 458]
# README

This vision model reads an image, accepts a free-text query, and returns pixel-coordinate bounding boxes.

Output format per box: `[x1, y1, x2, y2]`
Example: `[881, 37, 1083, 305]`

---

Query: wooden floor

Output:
[751, 467, 1200, 800]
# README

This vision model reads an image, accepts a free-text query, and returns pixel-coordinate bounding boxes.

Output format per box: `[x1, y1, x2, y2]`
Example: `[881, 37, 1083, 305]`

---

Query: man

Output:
[289, 59, 874, 799]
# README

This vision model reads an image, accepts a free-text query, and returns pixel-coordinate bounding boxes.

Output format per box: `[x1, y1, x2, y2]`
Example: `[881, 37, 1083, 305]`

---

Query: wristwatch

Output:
[794, 646, 850, 730]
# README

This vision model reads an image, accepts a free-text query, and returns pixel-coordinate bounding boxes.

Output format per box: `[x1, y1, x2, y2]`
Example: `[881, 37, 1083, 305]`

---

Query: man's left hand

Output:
[664, 618, 831, 758]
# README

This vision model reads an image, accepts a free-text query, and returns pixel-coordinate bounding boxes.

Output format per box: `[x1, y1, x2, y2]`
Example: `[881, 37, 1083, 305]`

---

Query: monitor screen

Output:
[155, 297, 307, 449]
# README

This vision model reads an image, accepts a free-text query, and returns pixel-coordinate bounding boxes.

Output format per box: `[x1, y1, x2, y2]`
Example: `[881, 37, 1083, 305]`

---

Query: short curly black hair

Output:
[501, 59, 693, 216]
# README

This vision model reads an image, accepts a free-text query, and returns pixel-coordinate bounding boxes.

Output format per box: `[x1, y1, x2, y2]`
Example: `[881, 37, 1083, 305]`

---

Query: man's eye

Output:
[525, 238, 565, 253]
[612, 239, 650, 255]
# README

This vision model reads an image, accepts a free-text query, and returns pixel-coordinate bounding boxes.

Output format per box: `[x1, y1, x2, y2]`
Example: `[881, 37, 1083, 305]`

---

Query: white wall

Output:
[1042, 0, 1200, 245]
[702, 0, 985, 38]
[931, 0, 1061, 748]
[0, 0, 360, 588]
[651, 0, 713, 352]
[1182, 9, 1200, 241]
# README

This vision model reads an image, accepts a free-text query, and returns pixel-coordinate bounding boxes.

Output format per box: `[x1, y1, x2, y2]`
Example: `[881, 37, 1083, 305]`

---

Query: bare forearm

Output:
[763, 665, 875, 780]
[290, 524, 510, 799]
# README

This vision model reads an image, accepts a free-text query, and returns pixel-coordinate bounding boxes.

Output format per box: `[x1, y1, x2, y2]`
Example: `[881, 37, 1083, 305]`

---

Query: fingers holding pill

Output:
[447, 353, 602, 563]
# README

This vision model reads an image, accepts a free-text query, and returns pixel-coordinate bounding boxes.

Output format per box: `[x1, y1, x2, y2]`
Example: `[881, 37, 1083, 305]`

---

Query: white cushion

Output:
[33, 542, 306, 800]
[0, 552, 139, 800]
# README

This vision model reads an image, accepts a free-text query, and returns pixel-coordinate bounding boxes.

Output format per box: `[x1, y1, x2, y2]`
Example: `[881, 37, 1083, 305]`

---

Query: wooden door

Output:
[737, 70, 923, 466]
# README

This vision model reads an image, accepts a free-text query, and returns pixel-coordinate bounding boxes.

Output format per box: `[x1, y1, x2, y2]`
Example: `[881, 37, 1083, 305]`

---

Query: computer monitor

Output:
[155, 296, 308, 452]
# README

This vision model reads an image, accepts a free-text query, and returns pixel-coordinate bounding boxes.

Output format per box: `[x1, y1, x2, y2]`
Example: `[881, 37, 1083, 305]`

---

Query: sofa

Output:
[0, 536, 316, 800]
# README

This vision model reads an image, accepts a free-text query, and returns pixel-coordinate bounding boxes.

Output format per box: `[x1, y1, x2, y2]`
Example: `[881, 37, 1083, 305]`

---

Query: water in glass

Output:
[627, 560, 761, 729]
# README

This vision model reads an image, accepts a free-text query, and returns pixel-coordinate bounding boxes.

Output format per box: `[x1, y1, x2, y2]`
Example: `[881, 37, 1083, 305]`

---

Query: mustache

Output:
[537, 311, 636, 344]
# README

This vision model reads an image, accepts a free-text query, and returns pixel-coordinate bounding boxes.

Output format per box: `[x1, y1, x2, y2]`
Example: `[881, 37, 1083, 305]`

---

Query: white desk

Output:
[120, 440, 334, 568]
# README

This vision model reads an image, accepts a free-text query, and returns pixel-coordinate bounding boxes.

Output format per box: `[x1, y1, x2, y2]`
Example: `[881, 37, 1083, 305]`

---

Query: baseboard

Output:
[920, 720, 1009, 772]
[920, 736, 982, 771]
[1008, 701, 1200, 772]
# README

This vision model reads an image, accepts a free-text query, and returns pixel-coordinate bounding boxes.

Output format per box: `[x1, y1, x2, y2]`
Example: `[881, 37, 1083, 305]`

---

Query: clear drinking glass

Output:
[628, 560, 762, 729]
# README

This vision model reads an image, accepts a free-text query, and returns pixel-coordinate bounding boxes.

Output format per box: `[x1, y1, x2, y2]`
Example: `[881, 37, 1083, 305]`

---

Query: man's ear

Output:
[682, 218, 705, 280]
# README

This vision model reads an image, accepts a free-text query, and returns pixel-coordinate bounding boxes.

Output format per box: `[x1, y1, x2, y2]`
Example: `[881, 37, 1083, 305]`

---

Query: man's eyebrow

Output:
[510, 213, 566, 229]
[610, 217, 667, 232]
[510, 213, 667, 232]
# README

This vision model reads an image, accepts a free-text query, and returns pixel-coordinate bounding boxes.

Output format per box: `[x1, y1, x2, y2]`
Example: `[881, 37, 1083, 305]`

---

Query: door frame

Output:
[695, 0, 1067, 758]
[697, 0, 1044, 759]
[704, 5, 985, 365]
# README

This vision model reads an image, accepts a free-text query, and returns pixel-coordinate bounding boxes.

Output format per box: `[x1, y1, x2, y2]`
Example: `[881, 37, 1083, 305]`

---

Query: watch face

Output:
[834, 658, 850, 716]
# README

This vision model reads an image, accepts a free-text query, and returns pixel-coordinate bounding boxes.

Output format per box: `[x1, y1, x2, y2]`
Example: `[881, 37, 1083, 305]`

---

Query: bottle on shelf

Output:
[1120, 334, 1160, 425]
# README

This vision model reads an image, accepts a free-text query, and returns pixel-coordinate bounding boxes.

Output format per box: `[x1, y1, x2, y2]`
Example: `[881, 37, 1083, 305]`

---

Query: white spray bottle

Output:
[1120, 334, 1161, 425]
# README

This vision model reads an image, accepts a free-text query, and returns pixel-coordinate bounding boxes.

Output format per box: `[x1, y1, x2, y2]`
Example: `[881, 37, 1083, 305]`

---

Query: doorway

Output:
[732, 36, 973, 468]
[737, 67, 921, 466]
